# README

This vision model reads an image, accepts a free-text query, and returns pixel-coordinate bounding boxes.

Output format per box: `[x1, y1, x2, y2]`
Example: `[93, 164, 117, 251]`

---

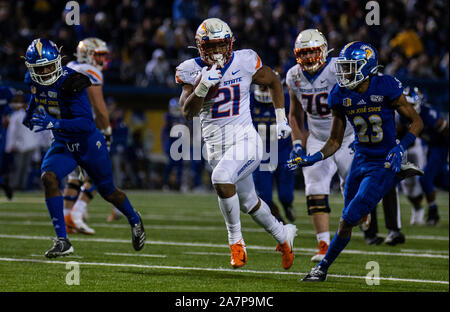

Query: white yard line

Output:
[0, 220, 448, 241]
[104, 252, 166, 258]
[0, 234, 448, 259]
[0, 257, 447, 285]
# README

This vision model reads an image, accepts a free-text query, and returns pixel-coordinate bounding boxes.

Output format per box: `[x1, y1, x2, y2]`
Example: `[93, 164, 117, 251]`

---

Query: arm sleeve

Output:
[58, 91, 95, 133]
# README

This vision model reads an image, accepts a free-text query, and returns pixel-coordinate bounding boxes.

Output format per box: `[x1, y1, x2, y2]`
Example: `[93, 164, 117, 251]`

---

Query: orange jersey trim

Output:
[255, 54, 262, 70]
[86, 69, 102, 83]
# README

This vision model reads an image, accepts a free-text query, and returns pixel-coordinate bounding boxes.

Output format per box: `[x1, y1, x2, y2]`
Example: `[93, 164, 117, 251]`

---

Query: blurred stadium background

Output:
[0, 0, 448, 192]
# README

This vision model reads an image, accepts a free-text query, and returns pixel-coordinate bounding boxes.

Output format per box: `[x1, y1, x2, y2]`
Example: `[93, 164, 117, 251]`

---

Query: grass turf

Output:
[0, 190, 448, 292]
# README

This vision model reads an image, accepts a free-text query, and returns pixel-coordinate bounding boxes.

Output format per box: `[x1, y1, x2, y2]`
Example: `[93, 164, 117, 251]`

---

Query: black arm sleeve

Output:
[61, 72, 92, 97]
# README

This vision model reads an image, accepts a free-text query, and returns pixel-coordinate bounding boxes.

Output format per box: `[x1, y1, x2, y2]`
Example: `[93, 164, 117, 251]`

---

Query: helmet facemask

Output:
[26, 55, 63, 86]
[335, 58, 367, 89]
[196, 38, 233, 68]
[294, 45, 327, 72]
[254, 85, 272, 104]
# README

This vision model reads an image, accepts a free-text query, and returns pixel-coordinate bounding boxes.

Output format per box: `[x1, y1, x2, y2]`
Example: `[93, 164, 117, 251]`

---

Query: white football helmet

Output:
[294, 29, 330, 72]
[75, 37, 110, 71]
[195, 18, 234, 68]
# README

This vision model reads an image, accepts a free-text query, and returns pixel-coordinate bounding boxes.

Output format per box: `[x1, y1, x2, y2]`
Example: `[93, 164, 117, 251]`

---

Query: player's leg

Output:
[236, 174, 297, 270]
[81, 131, 145, 250]
[303, 135, 336, 262]
[382, 186, 405, 245]
[253, 168, 285, 223]
[304, 157, 397, 281]
[420, 146, 447, 225]
[40, 142, 78, 258]
[66, 178, 97, 235]
[62, 173, 82, 217]
[275, 163, 295, 223]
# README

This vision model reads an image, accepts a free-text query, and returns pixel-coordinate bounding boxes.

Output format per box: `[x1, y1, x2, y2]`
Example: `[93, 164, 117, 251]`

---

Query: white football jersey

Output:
[67, 61, 103, 86]
[175, 49, 263, 146]
[286, 57, 352, 141]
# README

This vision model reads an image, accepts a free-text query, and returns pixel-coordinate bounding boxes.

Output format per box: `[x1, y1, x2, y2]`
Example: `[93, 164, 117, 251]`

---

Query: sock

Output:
[218, 193, 243, 245]
[318, 232, 351, 271]
[317, 231, 330, 245]
[116, 197, 140, 225]
[45, 196, 66, 238]
[251, 199, 286, 244]
[71, 199, 87, 222]
[428, 201, 437, 212]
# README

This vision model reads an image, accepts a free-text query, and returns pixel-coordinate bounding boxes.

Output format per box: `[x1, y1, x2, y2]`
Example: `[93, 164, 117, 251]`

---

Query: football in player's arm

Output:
[290, 41, 423, 281]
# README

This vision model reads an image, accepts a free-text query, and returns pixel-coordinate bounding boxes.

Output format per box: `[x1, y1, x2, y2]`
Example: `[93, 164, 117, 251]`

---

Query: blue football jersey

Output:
[25, 66, 96, 142]
[328, 74, 403, 158]
[250, 91, 292, 163]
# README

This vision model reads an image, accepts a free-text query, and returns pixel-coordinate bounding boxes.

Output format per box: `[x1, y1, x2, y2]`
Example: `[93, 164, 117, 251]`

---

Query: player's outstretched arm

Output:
[319, 108, 346, 159]
[252, 65, 291, 139]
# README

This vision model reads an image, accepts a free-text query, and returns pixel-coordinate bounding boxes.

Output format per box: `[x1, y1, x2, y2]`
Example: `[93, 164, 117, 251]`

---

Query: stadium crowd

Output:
[0, 0, 448, 85]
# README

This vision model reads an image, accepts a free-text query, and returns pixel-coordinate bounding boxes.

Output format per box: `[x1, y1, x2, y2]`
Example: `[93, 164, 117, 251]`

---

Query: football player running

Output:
[23, 39, 145, 258]
[288, 41, 423, 281]
[63, 38, 112, 235]
[175, 18, 298, 270]
[286, 29, 355, 262]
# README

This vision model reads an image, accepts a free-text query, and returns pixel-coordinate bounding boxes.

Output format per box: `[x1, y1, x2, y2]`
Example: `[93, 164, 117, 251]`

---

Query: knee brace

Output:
[306, 196, 330, 216]
[81, 184, 97, 199]
[211, 167, 232, 185]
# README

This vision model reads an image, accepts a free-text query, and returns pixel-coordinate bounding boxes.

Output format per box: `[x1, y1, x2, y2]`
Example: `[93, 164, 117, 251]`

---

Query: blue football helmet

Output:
[24, 38, 63, 86]
[335, 41, 379, 89]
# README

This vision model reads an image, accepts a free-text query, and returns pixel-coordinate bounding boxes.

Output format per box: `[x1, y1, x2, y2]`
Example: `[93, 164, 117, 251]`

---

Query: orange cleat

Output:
[311, 240, 329, 262]
[230, 240, 247, 268]
[65, 212, 95, 235]
[275, 224, 297, 270]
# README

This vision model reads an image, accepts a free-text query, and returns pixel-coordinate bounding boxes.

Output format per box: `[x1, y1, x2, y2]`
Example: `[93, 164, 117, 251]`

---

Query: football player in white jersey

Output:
[286, 29, 355, 262]
[63, 38, 112, 234]
[175, 18, 298, 270]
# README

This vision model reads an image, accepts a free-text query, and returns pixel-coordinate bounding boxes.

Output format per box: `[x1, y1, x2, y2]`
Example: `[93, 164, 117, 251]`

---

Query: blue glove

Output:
[287, 151, 324, 170]
[290, 142, 306, 160]
[385, 144, 405, 173]
[30, 109, 61, 132]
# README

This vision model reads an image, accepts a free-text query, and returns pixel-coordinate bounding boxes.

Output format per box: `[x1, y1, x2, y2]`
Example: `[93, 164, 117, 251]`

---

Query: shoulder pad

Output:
[61, 72, 92, 97]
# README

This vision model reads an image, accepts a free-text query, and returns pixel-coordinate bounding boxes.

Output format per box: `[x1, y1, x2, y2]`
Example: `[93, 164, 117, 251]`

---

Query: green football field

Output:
[0, 190, 448, 292]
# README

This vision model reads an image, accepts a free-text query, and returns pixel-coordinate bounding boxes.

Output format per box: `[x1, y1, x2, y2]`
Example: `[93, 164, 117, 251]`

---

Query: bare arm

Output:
[179, 84, 204, 121]
[288, 87, 308, 147]
[87, 85, 110, 130]
[252, 65, 285, 109]
[319, 109, 347, 159]
[392, 94, 423, 138]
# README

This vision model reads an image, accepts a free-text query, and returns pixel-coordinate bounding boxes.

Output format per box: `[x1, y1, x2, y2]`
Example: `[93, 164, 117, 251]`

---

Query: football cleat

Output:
[410, 208, 425, 225]
[396, 162, 424, 180]
[426, 209, 440, 226]
[275, 224, 298, 270]
[359, 214, 371, 232]
[365, 235, 384, 245]
[311, 240, 329, 262]
[384, 231, 405, 246]
[131, 212, 146, 251]
[44, 237, 74, 258]
[283, 205, 296, 222]
[302, 265, 327, 282]
[230, 239, 247, 268]
[65, 212, 95, 235]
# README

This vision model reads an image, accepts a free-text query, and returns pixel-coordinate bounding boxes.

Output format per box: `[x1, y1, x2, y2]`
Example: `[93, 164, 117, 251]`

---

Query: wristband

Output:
[399, 131, 416, 150]
[194, 82, 209, 98]
[275, 108, 287, 123]
[293, 139, 302, 146]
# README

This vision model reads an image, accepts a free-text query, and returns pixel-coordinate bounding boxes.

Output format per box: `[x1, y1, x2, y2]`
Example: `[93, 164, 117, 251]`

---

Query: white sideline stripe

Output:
[0, 220, 448, 242]
[0, 234, 448, 259]
[0, 257, 447, 285]
[104, 252, 166, 258]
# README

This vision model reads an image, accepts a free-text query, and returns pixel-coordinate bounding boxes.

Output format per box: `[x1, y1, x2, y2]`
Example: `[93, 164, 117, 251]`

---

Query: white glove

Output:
[194, 64, 222, 98]
[275, 108, 292, 139]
